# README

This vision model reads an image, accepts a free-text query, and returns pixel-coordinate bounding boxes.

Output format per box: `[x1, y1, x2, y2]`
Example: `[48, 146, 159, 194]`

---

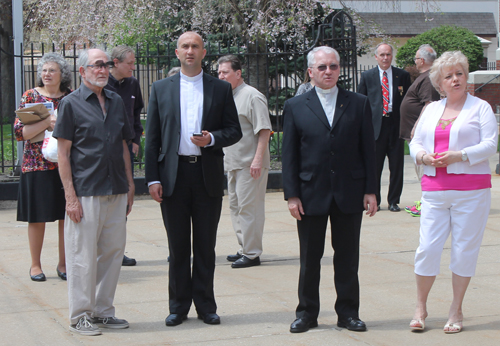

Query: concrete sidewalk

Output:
[0, 156, 499, 345]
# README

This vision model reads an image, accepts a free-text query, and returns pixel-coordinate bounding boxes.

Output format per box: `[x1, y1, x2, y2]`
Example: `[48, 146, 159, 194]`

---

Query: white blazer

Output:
[409, 93, 498, 176]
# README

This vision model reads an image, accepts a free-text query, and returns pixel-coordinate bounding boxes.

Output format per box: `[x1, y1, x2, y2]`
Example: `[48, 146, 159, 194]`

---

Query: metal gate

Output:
[0, 10, 358, 176]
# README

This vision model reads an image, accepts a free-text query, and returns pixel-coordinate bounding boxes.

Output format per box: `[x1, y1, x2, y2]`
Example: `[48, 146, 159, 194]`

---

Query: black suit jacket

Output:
[357, 66, 411, 140]
[145, 73, 242, 197]
[282, 87, 377, 215]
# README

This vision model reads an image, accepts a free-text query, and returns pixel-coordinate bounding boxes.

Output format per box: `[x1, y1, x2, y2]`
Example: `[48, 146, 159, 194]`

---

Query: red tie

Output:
[382, 71, 389, 115]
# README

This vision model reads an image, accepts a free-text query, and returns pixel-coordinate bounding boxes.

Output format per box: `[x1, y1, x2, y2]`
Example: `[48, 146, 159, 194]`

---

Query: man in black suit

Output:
[282, 46, 377, 333]
[358, 43, 411, 212]
[145, 32, 242, 327]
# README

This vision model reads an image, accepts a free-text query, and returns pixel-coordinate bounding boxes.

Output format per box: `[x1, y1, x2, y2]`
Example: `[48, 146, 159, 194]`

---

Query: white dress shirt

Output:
[315, 85, 338, 126]
[178, 71, 204, 156]
[378, 66, 393, 112]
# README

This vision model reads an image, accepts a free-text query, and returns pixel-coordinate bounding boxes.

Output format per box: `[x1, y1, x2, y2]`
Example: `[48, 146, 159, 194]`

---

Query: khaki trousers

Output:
[65, 194, 127, 324]
[227, 167, 268, 259]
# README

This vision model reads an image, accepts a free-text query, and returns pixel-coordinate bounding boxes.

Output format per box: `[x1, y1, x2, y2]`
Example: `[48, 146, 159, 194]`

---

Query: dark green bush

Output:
[396, 25, 483, 71]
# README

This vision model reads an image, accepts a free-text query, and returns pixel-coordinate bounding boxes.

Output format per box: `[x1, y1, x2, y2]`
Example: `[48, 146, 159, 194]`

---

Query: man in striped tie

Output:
[358, 43, 411, 212]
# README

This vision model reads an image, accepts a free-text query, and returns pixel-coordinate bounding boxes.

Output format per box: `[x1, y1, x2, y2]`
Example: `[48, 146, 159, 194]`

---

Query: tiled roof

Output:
[359, 12, 497, 36]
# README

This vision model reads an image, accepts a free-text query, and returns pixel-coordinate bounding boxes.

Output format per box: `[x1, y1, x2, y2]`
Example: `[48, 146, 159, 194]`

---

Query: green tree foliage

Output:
[395, 25, 483, 71]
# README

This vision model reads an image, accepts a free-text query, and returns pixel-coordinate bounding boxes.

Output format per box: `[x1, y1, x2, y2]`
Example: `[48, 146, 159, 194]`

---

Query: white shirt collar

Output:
[180, 70, 203, 82]
[315, 85, 338, 94]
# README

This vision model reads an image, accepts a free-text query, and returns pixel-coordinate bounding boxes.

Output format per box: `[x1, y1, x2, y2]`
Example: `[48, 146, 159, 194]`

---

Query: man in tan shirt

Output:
[218, 55, 272, 268]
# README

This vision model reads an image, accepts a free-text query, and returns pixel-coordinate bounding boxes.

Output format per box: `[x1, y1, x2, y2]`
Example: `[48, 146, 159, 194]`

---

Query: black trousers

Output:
[295, 198, 363, 321]
[160, 159, 222, 315]
[375, 116, 404, 206]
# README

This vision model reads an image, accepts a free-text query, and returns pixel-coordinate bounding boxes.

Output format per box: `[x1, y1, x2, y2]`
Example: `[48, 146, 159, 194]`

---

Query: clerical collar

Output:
[180, 70, 203, 82]
[315, 85, 338, 94]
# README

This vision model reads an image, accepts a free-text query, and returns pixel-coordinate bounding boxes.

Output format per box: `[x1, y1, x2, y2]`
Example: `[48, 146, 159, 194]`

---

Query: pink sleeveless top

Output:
[421, 117, 491, 191]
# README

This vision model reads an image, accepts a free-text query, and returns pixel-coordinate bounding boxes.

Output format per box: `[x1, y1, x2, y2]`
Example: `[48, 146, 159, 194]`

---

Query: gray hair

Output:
[167, 67, 181, 77]
[37, 52, 72, 92]
[110, 45, 135, 62]
[374, 43, 394, 56]
[307, 46, 340, 67]
[217, 55, 242, 72]
[429, 51, 469, 96]
[77, 49, 110, 70]
[417, 44, 437, 63]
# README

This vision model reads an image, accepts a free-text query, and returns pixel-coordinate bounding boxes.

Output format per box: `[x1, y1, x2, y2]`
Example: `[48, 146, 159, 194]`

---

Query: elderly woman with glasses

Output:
[14, 52, 72, 282]
[409, 51, 498, 333]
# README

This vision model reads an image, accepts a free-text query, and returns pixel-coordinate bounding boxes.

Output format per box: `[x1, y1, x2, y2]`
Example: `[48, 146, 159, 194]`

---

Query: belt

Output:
[383, 112, 393, 118]
[179, 155, 201, 163]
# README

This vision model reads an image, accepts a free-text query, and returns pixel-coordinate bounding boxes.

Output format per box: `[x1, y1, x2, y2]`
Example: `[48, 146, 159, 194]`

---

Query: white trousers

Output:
[415, 189, 491, 277]
[65, 194, 127, 324]
[227, 167, 268, 259]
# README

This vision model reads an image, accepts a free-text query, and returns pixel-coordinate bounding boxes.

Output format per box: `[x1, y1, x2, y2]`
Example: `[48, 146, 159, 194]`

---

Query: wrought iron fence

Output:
[1, 11, 359, 175]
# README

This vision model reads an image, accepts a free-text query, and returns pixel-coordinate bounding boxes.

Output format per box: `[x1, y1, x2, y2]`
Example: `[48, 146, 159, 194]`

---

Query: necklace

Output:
[438, 116, 457, 130]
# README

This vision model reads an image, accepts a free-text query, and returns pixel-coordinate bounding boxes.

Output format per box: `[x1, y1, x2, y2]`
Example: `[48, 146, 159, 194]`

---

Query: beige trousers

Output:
[65, 194, 127, 324]
[227, 167, 268, 259]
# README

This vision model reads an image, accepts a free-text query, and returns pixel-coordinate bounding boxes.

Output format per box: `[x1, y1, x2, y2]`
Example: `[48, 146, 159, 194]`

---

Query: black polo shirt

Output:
[105, 74, 144, 145]
[53, 83, 134, 197]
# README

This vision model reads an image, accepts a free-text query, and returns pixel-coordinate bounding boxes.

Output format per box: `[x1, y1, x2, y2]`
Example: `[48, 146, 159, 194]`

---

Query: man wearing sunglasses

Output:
[282, 46, 377, 333]
[358, 43, 411, 212]
[54, 48, 135, 335]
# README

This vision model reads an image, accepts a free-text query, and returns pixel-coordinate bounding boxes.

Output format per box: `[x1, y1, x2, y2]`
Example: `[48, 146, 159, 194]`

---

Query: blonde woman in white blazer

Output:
[409, 51, 498, 333]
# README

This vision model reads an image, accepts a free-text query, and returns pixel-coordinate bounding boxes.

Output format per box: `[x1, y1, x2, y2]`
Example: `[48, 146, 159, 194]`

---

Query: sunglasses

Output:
[314, 64, 339, 72]
[86, 60, 114, 70]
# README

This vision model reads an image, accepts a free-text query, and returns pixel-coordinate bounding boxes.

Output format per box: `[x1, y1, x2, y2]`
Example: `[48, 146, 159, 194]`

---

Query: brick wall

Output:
[467, 82, 500, 111]
[467, 71, 500, 111]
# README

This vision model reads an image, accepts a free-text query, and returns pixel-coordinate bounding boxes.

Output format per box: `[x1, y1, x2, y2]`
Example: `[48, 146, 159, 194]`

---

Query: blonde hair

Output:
[429, 51, 469, 96]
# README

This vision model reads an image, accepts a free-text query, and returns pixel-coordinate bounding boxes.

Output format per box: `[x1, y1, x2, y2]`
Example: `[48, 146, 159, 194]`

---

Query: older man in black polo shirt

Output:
[54, 48, 135, 336]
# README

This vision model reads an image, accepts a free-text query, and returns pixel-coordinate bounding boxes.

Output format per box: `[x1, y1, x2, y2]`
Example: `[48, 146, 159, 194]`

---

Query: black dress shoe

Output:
[389, 203, 401, 212]
[30, 268, 46, 282]
[197, 312, 220, 325]
[290, 317, 318, 333]
[337, 317, 367, 331]
[165, 314, 187, 326]
[122, 255, 137, 266]
[226, 253, 242, 262]
[56, 266, 67, 281]
[377, 205, 381, 211]
[231, 256, 261, 268]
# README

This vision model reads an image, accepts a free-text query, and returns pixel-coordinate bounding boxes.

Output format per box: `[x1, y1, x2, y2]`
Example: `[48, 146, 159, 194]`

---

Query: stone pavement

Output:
[0, 156, 499, 346]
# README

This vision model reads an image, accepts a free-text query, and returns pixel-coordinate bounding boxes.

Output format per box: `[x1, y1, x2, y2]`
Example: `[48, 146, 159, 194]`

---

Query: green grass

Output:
[1, 125, 16, 171]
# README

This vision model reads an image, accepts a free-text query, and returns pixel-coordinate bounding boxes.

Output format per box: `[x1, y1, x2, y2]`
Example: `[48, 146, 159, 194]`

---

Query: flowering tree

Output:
[24, 1, 440, 47]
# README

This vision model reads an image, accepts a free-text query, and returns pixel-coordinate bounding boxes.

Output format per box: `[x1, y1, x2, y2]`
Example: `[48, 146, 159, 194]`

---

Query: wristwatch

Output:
[461, 150, 468, 162]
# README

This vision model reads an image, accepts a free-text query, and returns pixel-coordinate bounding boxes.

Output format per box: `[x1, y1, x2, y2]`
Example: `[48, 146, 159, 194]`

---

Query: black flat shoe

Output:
[231, 256, 260, 268]
[165, 314, 187, 326]
[197, 312, 220, 325]
[337, 317, 367, 331]
[389, 203, 401, 212]
[290, 317, 318, 333]
[30, 268, 46, 282]
[122, 255, 137, 266]
[57, 267, 67, 281]
[226, 253, 242, 262]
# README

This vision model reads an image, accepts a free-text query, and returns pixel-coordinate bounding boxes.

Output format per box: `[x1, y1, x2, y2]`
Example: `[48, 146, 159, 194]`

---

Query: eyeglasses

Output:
[314, 64, 339, 72]
[413, 57, 423, 62]
[42, 68, 60, 74]
[86, 60, 114, 70]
